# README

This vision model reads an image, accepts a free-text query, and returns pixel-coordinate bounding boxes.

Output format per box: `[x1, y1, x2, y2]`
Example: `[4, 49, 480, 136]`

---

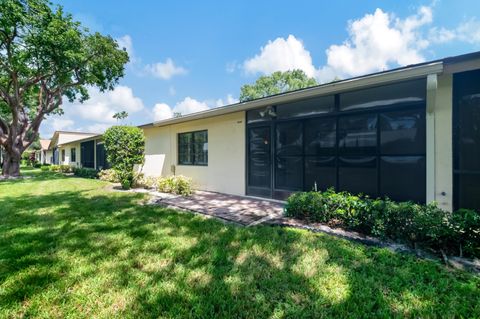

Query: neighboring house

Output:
[35, 139, 52, 164]
[138, 50, 480, 213]
[48, 131, 109, 170]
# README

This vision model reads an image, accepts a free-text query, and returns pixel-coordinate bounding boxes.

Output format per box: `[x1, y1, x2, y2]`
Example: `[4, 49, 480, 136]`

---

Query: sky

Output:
[40, 0, 480, 138]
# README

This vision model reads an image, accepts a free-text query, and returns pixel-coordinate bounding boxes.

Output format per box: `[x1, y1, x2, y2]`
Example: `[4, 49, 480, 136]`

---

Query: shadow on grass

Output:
[0, 173, 479, 318]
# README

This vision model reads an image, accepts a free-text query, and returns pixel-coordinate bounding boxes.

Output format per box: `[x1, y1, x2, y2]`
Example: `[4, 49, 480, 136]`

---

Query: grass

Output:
[0, 169, 479, 318]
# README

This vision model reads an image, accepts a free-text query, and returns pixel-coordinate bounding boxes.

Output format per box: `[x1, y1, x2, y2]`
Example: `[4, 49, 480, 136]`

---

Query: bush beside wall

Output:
[72, 167, 98, 179]
[285, 189, 480, 258]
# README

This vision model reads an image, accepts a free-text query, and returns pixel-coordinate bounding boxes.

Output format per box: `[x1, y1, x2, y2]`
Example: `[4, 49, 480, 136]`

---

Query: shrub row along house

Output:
[38, 51, 480, 213]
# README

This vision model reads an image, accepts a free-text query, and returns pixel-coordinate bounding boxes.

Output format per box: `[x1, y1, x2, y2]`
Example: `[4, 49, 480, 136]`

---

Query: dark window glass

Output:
[339, 79, 426, 111]
[305, 118, 336, 155]
[61, 149, 65, 162]
[339, 156, 377, 197]
[193, 131, 208, 165]
[453, 69, 480, 211]
[457, 174, 480, 211]
[457, 94, 480, 171]
[276, 122, 303, 156]
[80, 141, 94, 168]
[178, 132, 193, 165]
[305, 156, 336, 191]
[275, 156, 303, 190]
[276, 95, 334, 119]
[248, 127, 271, 189]
[71, 148, 76, 162]
[380, 109, 426, 155]
[178, 130, 208, 165]
[380, 156, 426, 203]
[338, 114, 377, 154]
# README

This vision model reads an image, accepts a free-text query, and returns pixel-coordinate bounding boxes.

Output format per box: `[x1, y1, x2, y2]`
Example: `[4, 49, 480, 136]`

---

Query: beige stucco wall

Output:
[426, 73, 453, 211]
[142, 111, 246, 196]
[58, 142, 81, 167]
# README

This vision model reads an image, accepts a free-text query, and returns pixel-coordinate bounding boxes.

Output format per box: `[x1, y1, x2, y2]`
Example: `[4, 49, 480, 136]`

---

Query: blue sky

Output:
[41, 0, 480, 137]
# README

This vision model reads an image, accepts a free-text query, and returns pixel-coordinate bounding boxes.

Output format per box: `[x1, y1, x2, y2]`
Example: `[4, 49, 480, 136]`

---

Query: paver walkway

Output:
[141, 189, 284, 226]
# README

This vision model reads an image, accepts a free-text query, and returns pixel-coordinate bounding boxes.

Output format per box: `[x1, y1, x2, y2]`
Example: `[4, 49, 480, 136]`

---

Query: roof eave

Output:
[148, 61, 443, 128]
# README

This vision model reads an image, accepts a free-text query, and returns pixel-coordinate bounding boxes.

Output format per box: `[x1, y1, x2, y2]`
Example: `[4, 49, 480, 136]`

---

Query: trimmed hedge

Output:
[72, 167, 98, 179]
[285, 189, 480, 258]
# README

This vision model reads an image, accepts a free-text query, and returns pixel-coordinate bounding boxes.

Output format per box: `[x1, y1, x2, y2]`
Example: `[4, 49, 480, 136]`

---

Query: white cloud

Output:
[430, 18, 480, 44]
[72, 85, 144, 123]
[153, 103, 173, 121]
[215, 94, 239, 107]
[145, 58, 187, 80]
[84, 123, 112, 134]
[50, 118, 74, 131]
[173, 97, 209, 114]
[322, 6, 432, 79]
[152, 94, 236, 122]
[116, 35, 137, 63]
[241, 6, 444, 83]
[243, 35, 316, 77]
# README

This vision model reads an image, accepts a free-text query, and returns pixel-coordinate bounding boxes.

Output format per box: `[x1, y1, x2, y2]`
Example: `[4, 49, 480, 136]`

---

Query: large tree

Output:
[0, 0, 129, 176]
[239, 70, 318, 102]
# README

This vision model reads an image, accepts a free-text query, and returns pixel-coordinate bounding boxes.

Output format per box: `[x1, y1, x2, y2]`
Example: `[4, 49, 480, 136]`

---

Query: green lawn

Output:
[0, 169, 479, 318]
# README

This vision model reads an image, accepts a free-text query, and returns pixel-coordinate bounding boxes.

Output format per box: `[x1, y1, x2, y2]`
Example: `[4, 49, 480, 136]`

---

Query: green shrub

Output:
[132, 174, 158, 189]
[98, 169, 119, 183]
[40, 166, 50, 172]
[49, 165, 73, 173]
[285, 190, 480, 258]
[452, 209, 480, 257]
[72, 167, 98, 179]
[157, 175, 193, 196]
[104, 126, 145, 189]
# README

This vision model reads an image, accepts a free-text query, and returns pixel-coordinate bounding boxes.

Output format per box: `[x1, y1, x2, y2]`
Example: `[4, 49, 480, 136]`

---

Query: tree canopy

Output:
[0, 0, 129, 176]
[239, 70, 318, 102]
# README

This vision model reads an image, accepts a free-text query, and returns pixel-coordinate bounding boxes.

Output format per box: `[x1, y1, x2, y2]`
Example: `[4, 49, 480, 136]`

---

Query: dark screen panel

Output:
[80, 141, 95, 168]
[340, 79, 426, 111]
[305, 118, 336, 155]
[380, 156, 426, 203]
[275, 156, 303, 190]
[457, 174, 480, 211]
[305, 156, 336, 191]
[277, 95, 334, 118]
[248, 127, 271, 189]
[276, 122, 303, 156]
[338, 114, 377, 155]
[380, 109, 426, 155]
[339, 156, 377, 197]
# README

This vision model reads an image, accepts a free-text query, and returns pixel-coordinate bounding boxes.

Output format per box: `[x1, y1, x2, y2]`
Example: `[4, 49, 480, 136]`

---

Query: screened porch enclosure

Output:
[246, 78, 427, 202]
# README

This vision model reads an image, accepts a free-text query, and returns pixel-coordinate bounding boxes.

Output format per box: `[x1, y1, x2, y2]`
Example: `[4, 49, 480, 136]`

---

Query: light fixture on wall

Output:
[259, 106, 277, 118]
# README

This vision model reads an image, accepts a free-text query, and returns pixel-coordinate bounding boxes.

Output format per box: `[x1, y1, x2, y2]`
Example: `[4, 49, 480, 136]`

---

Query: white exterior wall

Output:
[142, 111, 246, 196]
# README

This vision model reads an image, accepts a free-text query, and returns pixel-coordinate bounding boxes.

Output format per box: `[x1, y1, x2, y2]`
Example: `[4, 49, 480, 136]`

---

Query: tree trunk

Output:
[2, 148, 21, 177]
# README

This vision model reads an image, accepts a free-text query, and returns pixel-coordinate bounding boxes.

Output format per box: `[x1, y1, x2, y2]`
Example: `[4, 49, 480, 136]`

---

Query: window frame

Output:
[178, 130, 208, 166]
[61, 149, 65, 162]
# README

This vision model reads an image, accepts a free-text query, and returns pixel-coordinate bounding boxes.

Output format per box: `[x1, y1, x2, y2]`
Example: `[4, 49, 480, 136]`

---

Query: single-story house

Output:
[35, 139, 52, 164]
[41, 131, 107, 170]
[138, 51, 480, 213]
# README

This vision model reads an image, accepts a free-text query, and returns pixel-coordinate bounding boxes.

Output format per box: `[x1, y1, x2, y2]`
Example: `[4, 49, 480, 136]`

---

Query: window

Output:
[71, 148, 76, 162]
[178, 130, 208, 165]
[61, 149, 65, 162]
